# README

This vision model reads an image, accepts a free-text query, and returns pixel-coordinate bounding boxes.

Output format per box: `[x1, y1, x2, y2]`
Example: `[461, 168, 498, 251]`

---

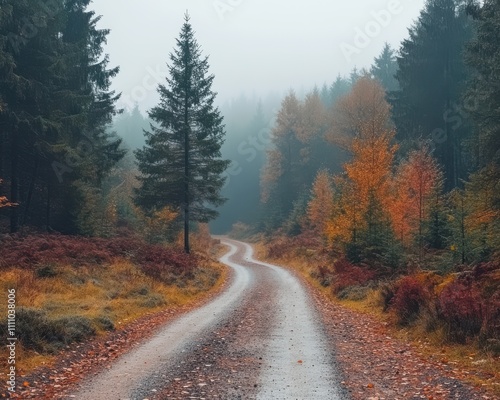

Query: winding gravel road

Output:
[71, 239, 346, 399]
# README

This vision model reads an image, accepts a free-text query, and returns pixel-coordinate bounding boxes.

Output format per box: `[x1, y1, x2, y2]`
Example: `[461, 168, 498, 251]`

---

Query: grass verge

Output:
[0, 235, 226, 375]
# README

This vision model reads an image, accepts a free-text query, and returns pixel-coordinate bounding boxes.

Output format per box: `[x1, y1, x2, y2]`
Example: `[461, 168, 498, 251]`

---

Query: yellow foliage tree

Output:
[307, 170, 334, 234]
[136, 206, 179, 244]
[453, 164, 500, 262]
[325, 176, 363, 244]
[327, 76, 392, 150]
[260, 91, 302, 204]
[324, 78, 397, 253]
[297, 89, 326, 143]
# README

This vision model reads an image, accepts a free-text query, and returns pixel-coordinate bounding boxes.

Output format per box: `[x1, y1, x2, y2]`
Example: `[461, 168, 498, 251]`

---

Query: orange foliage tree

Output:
[307, 170, 334, 235]
[327, 75, 392, 150]
[389, 146, 443, 251]
[324, 78, 397, 255]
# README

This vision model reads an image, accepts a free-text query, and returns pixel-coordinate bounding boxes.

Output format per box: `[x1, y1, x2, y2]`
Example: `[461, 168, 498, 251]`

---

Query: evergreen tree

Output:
[371, 42, 399, 93]
[329, 75, 351, 105]
[0, 0, 68, 232]
[0, 0, 123, 234]
[464, 0, 500, 169]
[135, 14, 229, 253]
[391, 0, 473, 190]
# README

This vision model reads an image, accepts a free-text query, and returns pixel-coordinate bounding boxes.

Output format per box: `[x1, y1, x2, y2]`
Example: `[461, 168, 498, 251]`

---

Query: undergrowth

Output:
[258, 233, 500, 396]
[0, 234, 225, 374]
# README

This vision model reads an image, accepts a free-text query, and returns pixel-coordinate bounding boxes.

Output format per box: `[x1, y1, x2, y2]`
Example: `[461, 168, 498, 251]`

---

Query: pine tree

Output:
[0, 0, 68, 232]
[371, 43, 399, 93]
[0, 0, 123, 234]
[58, 0, 124, 234]
[392, 0, 473, 190]
[329, 75, 351, 106]
[464, 0, 500, 169]
[135, 14, 229, 253]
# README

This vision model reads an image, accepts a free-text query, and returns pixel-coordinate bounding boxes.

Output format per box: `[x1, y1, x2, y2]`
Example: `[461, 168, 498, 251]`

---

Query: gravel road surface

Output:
[70, 239, 346, 399]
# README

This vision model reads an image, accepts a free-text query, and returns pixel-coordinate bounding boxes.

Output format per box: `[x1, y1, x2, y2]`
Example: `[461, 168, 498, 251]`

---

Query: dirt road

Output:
[70, 239, 346, 399]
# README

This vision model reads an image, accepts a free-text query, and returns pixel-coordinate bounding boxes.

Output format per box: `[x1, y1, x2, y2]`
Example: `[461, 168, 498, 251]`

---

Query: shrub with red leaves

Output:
[331, 259, 376, 294]
[390, 276, 431, 326]
[0, 235, 195, 284]
[439, 280, 483, 343]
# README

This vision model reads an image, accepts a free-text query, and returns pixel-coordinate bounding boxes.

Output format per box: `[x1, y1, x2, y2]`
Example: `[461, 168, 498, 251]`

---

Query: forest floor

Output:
[2, 239, 497, 399]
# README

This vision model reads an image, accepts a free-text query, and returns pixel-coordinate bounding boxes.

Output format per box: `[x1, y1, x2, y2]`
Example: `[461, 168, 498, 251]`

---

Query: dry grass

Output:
[0, 257, 226, 375]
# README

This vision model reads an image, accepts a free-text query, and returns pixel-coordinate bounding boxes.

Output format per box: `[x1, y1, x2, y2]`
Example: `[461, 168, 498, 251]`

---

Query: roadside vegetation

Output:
[0, 230, 225, 374]
[243, 231, 499, 396]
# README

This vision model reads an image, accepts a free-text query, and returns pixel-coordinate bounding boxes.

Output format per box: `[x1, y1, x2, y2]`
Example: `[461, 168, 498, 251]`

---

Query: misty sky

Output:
[92, 0, 426, 112]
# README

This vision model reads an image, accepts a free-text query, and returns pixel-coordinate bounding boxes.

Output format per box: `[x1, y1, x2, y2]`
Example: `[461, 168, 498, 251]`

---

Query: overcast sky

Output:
[91, 0, 426, 112]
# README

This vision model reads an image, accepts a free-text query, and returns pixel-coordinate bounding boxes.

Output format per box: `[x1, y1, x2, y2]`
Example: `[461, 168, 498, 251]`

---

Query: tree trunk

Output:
[46, 178, 52, 232]
[22, 156, 39, 226]
[184, 93, 190, 254]
[10, 133, 19, 233]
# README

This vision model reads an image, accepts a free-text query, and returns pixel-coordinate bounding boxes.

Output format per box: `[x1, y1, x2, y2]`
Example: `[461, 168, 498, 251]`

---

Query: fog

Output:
[92, 0, 425, 112]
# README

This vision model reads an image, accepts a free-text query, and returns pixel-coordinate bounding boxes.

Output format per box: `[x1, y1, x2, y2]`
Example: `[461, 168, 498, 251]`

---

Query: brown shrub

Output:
[390, 276, 431, 326]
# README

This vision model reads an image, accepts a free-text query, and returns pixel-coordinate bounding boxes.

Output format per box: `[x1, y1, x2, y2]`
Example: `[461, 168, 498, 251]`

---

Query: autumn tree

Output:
[325, 78, 397, 262]
[389, 145, 444, 257]
[261, 91, 306, 227]
[325, 175, 360, 246]
[307, 170, 334, 235]
[327, 75, 392, 150]
[135, 14, 229, 253]
[448, 165, 500, 264]
[260, 88, 345, 231]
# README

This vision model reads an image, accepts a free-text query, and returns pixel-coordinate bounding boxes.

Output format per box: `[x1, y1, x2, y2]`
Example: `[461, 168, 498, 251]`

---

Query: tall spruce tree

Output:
[391, 0, 473, 190]
[135, 14, 229, 253]
[0, 0, 123, 234]
[464, 0, 500, 169]
[371, 43, 399, 93]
